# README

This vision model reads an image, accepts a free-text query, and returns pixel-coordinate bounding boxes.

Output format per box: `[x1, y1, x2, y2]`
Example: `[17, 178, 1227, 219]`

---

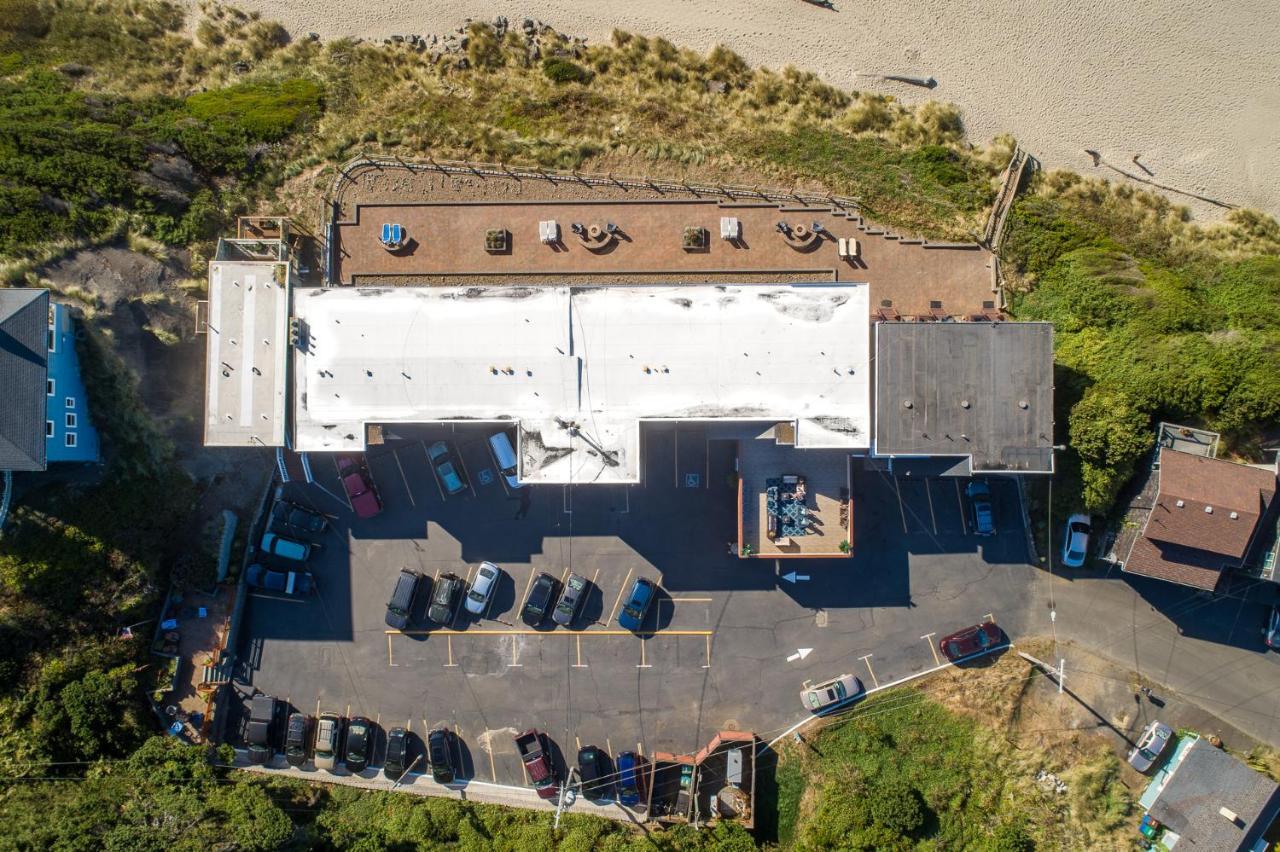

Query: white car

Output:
[1061, 513, 1092, 567]
[464, 561, 501, 616]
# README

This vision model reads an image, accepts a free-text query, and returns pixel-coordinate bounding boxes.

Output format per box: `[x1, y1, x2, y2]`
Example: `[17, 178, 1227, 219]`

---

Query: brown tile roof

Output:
[1123, 449, 1277, 590]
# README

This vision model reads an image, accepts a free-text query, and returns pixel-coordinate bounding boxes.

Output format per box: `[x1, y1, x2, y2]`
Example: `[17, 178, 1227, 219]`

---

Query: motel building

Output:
[201, 209, 1053, 559]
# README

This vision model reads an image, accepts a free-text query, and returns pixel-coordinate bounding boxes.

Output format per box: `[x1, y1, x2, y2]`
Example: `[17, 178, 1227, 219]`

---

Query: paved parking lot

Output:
[232, 422, 1041, 787]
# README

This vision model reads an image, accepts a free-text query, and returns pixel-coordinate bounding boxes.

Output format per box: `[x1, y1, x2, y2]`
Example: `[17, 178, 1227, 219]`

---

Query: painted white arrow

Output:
[786, 648, 813, 662]
[781, 571, 811, 583]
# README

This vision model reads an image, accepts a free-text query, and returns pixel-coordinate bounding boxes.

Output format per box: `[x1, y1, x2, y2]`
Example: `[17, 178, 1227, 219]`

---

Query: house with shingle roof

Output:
[1122, 448, 1278, 591]
[0, 289, 49, 472]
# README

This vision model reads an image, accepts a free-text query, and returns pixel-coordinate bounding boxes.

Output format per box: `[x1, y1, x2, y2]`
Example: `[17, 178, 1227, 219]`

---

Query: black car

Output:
[384, 726, 409, 780]
[428, 727, 454, 784]
[522, 572, 559, 625]
[284, 712, 311, 767]
[428, 573, 463, 625]
[385, 568, 425, 630]
[345, 716, 372, 773]
[270, 499, 329, 535]
[552, 572, 588, 627]
[246, 563, 315, 597]
[577, 745, 612, 800]
[246, 694, 277, 765]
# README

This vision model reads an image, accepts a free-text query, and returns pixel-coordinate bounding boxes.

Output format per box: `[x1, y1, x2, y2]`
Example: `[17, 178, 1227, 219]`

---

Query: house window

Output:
[47, 379, 55, 397]
[65, 396, 75, 409]
[65, 413, 77, 429]
[65, 432, 77, 448]
[46, 421, 54, 437]
[47, 328, 55, 353]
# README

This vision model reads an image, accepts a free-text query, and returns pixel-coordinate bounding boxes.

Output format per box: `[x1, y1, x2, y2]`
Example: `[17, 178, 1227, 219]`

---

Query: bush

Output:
[185, 78, 324, 142]
[542, 57, 593, 84]
[868, 778, 926, 837]
[1069, 386, 1152, 512]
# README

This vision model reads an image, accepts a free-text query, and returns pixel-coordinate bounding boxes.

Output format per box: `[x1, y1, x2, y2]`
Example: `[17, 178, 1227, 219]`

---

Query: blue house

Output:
[44, 301, 99, 463]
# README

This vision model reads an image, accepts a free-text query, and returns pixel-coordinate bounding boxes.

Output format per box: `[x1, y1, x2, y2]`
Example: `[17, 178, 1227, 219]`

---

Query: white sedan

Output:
[1061, 513, 1092, 568]
[464, 561, 502, 616]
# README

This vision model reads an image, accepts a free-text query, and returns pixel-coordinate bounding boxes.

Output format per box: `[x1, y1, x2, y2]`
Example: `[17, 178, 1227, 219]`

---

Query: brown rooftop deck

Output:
[738, 437, 852, 558]
[335, 199, 996, 317]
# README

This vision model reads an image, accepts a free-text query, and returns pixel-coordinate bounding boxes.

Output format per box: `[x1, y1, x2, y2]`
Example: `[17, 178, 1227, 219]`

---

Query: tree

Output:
[1068, 386, 1152, 512]
[218, 782, 294, 850]
[867, 778, 925, 837]
[61, 665, 146, 759]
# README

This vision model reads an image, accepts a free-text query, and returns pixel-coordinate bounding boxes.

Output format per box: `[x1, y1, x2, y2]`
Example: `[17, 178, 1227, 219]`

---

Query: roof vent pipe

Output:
[1204, 505, 1213, 514]
[1175, 500, 1185, 508]
[1230, 511, 1239, 519]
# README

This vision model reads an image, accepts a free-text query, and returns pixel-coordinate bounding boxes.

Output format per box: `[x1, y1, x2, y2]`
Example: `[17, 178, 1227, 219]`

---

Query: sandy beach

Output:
[189, 0, 1280, 221]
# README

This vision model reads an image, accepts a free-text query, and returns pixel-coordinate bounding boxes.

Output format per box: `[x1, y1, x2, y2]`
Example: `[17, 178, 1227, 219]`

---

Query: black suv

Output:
[553, 573, 589, 627]
[284, 712, 311, 767]
[428, 727, 455, 784]
[384, 726, 409, 780]
[270, 499, 329, 536]
[385, 568, 424, 630]
[522, 573, 559, 626]
[428, 573, 463, 625]
[246, 694, 277, 765]
[345, 716, 373, 773]
[577, 745, 612, 801]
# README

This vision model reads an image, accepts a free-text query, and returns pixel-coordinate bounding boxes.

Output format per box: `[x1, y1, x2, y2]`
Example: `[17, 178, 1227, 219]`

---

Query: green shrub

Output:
[185, 78, 323, 142]
[542, 57, 592, 84]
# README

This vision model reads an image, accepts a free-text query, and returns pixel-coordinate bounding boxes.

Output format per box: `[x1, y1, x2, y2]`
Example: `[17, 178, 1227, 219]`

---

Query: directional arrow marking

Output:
[781, 571, 811, 583]
[786, 648, 813, 662]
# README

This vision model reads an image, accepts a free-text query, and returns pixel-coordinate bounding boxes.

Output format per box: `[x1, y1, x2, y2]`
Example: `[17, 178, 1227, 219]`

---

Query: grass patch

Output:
[542, 57, 593, 85]
[185, 78, 323, 141]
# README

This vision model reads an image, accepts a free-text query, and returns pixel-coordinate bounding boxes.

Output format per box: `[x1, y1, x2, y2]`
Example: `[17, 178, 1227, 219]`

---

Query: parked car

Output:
[385, 568, 424, 630]
[384, 726, 409, 780]
[284, 712, 311, 767]
[427, 441, 468, 496]
[1266, 607, 1280, 650]
[1128, 721, 1175, 773]
[617, 577, 657, 631]
[246, 563, 315, 597]
[270, 499, 328, 535]
[577, 745, 612, 801]
[464, 561, 501, 616]
[938, 621, 1003, 662]
[345, 716, 373, 773]
[428, 573, 463, 625]
[552, 573, 589, 627]
[428, 727, 454, 784]
[246, 694, 277, 765]
[514, 729, 558, 799]
[314, 712, 343, 771]
[800, 673, 864, 713]
[1061, 513, 1092, 567]
[615, 751, 647, 807]
[965, 481, 995, 536]
[489, 430, 523, 490]
[523, 572, 559, 625]
[260, 531, 316, 562]
[336, 454, 383, 519]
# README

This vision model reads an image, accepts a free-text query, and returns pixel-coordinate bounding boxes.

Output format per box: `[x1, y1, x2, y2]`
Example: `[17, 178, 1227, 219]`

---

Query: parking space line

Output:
[562, 485, 572, 514]
[332, 456, 354, 512]
[423, 443, 447, 501]
[668, 596, 714, 603]
[606, 737, 613, 759]
[559, 565, 570, 585]
[456, 450, 478, 498]
[572, 635, 588, 668]
[387, 633, 397, 667]
[859, 653, 879, 688]
[673, 429, 679, 487]
[925, 480, 938, 534]
[388, 628, 714, 637]
[508, 637, 522, 668]
[703, 634, 712, 668]
[391, 448, 415, 507]
[637, 741, 644, 757]
[520, 568, 536, 612]
[955, 479, 968, 534]
[492, 745, 500, 783]
[444, 635, 457, 667]
[637, 641, 652, 669]
[984, 612, 995, 623]
[893, 476, 908, 534]
[922, 632, 941, 666]
[575, 735, 581, 752]
[608, 568, 633, 625]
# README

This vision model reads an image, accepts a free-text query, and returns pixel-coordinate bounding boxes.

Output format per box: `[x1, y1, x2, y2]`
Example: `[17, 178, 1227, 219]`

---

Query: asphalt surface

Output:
[230, 422, 1045, 788]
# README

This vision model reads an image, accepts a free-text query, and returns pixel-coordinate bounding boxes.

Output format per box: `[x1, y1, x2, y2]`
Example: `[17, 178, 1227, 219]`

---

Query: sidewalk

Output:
[231, 750, 646, 824]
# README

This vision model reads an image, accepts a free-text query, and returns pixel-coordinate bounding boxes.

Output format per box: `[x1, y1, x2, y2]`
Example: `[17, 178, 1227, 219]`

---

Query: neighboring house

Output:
[1122, 448, 1278, 591]
[45, 302, 99, 463]
[0, 289, 49, 472]
[1141, 736, 1280, 851]
[0, 289, 99, 475]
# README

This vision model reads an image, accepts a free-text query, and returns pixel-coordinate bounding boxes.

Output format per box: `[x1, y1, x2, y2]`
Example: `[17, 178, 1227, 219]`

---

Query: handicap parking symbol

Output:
[478, 468, 495, 486]
[684, 473, 701, 488]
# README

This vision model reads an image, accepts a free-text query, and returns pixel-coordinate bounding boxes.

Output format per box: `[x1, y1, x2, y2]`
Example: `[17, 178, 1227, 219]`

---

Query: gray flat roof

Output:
[203, 246, 289, 447]
[0, 289, 48, 471]
[1149, 737, 1280, 850]
[873, 321, 1054, 474]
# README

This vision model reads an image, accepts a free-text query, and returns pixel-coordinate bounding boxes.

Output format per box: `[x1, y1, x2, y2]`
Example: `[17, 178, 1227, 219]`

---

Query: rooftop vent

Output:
[903, 400, 914, 409]
[1175, 500, 1185, 508]
[1230, 511, 1239, 519]
[1219, 806, 1241, 825]
[1204, 505, 1213, 514]
[1018, 400, 1029, 410]
[960, 399, 971, 409]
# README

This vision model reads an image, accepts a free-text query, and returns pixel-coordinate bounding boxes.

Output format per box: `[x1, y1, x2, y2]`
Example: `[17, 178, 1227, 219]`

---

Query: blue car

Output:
[965, 481, 995, 536]
[615, 751, 646, 806]
[617, 578, 656, 631]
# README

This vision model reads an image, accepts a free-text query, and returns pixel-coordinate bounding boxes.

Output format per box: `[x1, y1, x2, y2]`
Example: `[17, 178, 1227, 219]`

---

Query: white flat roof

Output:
[204, 255, 289, 447]
[292, 283, 870, 482]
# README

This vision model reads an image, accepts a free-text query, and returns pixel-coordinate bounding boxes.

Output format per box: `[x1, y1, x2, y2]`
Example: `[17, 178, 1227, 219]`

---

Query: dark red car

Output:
[336, 454, 383, 519]
[938, 621, 1002, 662]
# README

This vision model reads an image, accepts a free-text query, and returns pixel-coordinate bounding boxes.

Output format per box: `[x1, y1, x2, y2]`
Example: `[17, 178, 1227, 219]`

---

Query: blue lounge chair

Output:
[380, 222, 392, 245]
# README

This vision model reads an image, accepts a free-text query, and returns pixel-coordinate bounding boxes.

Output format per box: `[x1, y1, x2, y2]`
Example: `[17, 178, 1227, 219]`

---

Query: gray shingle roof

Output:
[0, 289, 49, 471]
[1149, 738, 1280, 850]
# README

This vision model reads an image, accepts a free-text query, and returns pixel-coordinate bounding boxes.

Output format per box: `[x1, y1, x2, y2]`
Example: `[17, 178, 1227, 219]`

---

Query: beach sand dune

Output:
[190, 0, 1280, 220]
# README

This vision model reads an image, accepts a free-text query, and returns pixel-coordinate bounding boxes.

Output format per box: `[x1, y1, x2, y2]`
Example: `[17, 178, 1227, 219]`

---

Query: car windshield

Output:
[1067, 549, 1084, 562]
[555, 600, 573, 614]
[1139, 747, 1159, 761]
[1071, 522, 1089, 533]
[622, 604, 644, 620]
[977, 631, 992, 647]
[468, 589, 485, 603]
